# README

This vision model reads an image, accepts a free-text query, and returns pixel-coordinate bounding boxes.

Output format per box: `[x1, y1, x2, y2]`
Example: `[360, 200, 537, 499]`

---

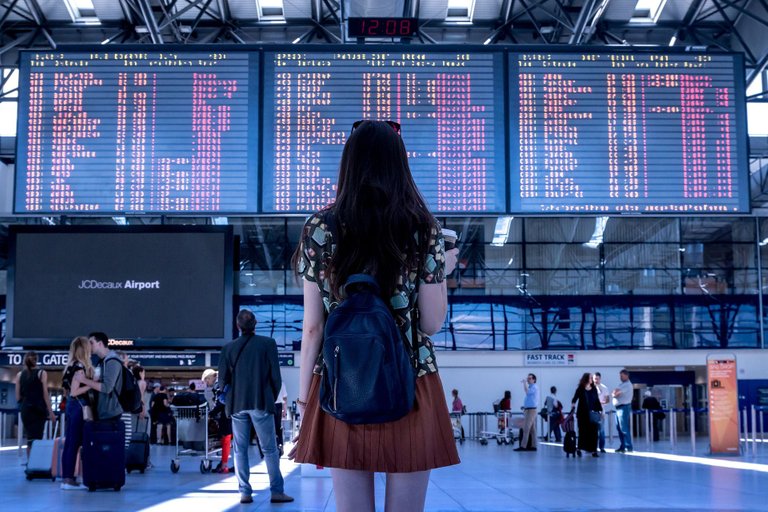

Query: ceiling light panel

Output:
[630, 0, 668, 23]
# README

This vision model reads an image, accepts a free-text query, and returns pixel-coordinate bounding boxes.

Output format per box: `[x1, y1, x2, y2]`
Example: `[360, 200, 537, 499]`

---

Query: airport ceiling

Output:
[0, 0, 765, 80]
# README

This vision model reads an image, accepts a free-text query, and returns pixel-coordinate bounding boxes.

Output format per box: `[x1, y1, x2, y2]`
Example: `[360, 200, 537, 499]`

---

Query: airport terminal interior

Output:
[1, 0, 768, 510]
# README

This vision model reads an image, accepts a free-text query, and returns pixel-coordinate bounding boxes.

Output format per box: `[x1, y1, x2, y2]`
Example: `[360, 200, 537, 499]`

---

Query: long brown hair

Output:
[578, 372, 592, 389]
[23, 351, 37, 371]
[294, 120, 435, 299]
[66, 336, 94, 378]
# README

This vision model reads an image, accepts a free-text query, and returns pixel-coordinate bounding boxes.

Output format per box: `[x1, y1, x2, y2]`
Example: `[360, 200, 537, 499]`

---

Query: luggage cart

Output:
[169, 403, 221, 474]
[450, 412, 465, 444]
[467, 412, 493, 443]
[480, 411, 517, 445]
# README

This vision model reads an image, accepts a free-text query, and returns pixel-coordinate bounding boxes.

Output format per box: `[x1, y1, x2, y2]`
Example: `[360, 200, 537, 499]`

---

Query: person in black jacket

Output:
[642, 390, 664, 442]
[218, 309, 293, 505]
[571, 372, 603, 458]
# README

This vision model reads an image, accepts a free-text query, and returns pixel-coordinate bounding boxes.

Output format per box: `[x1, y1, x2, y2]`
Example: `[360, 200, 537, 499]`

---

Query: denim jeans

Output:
[62, 398, 85, 479]
[231, 409, 284, 497]
[549, 414, 562, 442]
[615, 404, 633, 451]
[597, 417, 605, 450]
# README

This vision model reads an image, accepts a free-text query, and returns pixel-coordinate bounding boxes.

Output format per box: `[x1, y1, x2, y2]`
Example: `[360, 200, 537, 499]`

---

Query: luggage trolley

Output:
[450, 412, 465, 444]
[169, 403, 221, 474]
[480, 411, 515, 445]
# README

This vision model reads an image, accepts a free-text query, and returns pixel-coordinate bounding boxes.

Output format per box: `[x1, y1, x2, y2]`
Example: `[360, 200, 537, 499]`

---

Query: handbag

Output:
[81, 404, 94, 422]
[589, 410, 602, 424]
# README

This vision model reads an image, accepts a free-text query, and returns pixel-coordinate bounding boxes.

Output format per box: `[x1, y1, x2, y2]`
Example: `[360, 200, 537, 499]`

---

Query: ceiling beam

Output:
[137, 0, 164, 44]
[0, 30, 34, 57]
[569, 0, 599, 44]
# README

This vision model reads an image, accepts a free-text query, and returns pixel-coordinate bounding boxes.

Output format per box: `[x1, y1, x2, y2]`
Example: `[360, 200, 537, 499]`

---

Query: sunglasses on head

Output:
[351, 120, 401, 134]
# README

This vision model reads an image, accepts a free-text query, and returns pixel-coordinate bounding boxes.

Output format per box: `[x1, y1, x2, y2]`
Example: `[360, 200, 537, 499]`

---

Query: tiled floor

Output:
[1, 438, 766, 511]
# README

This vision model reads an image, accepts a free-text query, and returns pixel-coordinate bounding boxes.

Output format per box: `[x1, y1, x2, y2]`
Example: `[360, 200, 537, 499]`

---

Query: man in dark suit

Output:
[218, 309, 294, 505]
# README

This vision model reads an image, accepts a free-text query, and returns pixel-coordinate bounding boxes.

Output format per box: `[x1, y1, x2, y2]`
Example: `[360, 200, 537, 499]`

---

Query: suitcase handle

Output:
[45, 418, 59, 440]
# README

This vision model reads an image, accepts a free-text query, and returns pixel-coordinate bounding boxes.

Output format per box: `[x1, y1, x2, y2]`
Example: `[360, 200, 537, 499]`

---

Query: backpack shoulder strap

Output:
[104, 355, 124, 398]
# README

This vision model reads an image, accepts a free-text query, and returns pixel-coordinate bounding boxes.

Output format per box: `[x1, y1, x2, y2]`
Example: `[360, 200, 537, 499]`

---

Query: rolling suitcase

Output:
[126, 418, 150, 473]
[562, 411, 577, 458]
[53, 435, 65, 480]
[25, 421, 58, 481]
[82, 419, 126, 491]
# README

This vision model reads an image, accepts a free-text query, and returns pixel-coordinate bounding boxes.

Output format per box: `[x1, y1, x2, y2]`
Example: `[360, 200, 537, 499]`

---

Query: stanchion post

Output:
[752, 405, 758, 456]
[645, 410, 651, 446]
[742, 407, 748, 450]
[17, 412, 23, 457]
[760, 408, 765, 442]
[690, 407, 696, 454]
[670, 410, 676, 446]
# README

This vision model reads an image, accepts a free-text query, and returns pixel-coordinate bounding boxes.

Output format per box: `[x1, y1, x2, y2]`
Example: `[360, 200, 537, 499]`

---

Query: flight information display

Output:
[510, 51, 748, 213]
[15, 50, 257, 214]
[14, 47, 749, 216]
[262, 50, 507, 213]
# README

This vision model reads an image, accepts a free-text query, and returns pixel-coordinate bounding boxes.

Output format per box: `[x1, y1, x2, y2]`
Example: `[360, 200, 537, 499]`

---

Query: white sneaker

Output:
[60, 482, 86, 490]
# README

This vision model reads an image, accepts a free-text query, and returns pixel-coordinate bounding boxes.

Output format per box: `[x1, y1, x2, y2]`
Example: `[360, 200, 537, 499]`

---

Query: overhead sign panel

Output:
[15, 50, 257, 214]
[509, 51, 748, 214]
[262, 49, 507, 213]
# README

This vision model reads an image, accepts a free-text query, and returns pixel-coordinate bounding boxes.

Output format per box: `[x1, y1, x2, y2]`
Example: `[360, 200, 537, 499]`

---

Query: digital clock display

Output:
[347, 18, 418, 38]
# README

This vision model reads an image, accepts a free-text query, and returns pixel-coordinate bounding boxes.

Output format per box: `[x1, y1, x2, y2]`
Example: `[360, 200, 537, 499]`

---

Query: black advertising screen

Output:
[509, 51, 748, 213]
[262, 50, 507, 213]
[7, 226, 233, 348]
[15, 50, 257, 214]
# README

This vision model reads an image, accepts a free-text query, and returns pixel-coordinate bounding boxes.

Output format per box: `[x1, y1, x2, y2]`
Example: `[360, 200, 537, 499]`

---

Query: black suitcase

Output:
[126, 424, 150, 474]
[563, 431, 577, 457]
[82, 419, 126, 491]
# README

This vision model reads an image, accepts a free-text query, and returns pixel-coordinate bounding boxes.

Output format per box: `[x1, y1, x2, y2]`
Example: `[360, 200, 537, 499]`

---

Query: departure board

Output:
[262, 51, 507, 213]
[510, 51, 748, 213]
[15, 50, 257, 214]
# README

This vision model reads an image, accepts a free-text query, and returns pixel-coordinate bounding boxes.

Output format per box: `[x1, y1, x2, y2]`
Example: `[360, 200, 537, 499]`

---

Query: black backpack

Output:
[319, 274, 416, 424]
[107, 357, 143, 414]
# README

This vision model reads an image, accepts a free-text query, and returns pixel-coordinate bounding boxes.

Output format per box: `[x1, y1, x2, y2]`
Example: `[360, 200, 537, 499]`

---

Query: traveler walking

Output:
[150, 385, 173, 444]
[218, 309, 293, 505]
[571, 373, 602, 457]
[201, 369, 232, 474]
[15, 351, 56, 457]
[544, 386, 562, 443]
[290, 120, 460, 512]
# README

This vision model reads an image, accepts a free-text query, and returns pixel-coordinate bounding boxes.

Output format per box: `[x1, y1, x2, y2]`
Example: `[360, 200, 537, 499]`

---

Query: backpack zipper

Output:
[332, 345, 340, 412]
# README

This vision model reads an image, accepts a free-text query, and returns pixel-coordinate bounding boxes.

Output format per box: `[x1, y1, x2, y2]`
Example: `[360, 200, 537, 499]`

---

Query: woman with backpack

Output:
[291, 120, 460, 512]
[15, 351, 56, 457]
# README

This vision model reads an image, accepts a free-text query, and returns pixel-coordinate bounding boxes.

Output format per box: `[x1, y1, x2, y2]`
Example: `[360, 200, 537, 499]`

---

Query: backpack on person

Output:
[319, 274, 416, 425]
[106, 357, 143, 414]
